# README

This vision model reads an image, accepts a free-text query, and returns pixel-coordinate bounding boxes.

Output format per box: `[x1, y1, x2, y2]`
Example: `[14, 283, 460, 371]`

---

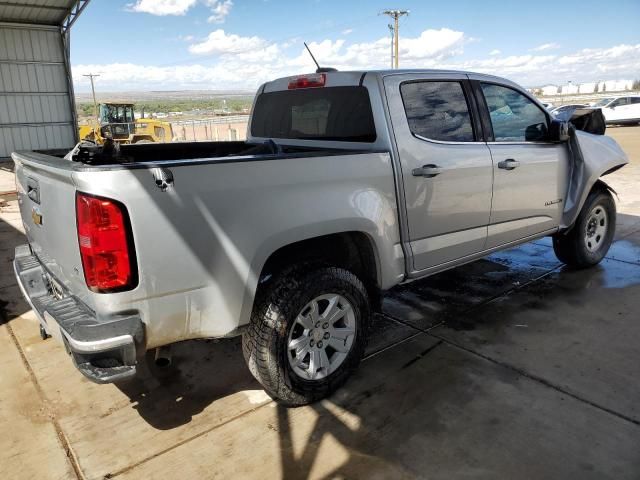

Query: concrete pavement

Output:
[1, 127, 639, 479]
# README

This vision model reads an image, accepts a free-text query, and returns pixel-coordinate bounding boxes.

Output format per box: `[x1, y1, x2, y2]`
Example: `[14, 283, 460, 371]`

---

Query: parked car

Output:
[549, 104, 589, 116]
[12, 69, 628, 405]
[590, 96, 640, 125]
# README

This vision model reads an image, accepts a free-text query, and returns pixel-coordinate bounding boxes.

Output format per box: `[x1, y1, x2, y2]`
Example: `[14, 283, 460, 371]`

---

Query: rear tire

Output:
[553, 187, 616, 268]
[242, 265, 370, 406]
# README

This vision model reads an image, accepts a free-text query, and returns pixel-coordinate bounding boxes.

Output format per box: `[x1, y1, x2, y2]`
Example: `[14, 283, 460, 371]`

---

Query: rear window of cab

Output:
[251, 86, 377, 142]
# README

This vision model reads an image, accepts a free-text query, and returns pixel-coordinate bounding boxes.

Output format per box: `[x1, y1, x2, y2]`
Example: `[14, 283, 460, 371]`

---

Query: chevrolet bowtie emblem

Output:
[31, 207, 43, 226]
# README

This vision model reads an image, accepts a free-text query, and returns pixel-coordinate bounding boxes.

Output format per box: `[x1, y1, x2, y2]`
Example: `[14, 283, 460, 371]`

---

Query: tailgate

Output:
[12, 151, 91, 306]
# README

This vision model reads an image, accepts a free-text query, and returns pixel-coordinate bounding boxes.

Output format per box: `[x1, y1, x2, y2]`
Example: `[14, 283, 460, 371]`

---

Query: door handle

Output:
[412, 164, 442, 178]
[498, 159, 520, 170]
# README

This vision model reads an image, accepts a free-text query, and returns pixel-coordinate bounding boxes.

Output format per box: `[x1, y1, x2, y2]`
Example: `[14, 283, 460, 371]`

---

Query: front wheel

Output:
[553, 187, 616, 268]
[242, 266, 370, 406]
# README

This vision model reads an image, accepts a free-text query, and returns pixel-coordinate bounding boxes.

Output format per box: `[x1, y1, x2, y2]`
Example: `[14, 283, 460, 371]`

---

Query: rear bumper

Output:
[13, 244, 144, 384]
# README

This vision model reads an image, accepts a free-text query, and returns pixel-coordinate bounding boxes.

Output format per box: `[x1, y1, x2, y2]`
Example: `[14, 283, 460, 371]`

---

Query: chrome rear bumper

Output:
[13, 244, 143, 383]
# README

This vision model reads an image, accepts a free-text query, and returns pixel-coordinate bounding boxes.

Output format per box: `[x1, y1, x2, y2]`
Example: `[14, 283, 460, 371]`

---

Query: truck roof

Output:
[261, 68, 523, 93]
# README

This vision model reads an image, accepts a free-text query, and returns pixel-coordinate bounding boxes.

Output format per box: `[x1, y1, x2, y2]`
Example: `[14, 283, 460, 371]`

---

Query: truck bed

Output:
[53, 140, 365, 167]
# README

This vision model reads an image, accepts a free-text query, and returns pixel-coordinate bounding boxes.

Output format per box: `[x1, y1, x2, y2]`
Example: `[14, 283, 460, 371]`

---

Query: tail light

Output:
[288, 73, 326, 89]
[76, 192, 137, 292]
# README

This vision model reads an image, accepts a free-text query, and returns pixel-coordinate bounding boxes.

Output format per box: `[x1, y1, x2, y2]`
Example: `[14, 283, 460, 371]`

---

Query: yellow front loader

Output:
[78, 103, 174, 145]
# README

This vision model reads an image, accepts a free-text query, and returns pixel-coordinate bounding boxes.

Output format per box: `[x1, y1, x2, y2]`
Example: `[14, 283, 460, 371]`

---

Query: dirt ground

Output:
[1, 127, 639, 479]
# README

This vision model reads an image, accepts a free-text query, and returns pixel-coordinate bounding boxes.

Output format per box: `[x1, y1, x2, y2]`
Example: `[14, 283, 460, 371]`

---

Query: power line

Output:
[382, 9, 409, 68]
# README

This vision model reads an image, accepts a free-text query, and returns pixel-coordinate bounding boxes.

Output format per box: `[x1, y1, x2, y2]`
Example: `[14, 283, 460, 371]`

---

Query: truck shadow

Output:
[114, 312, 417, 430]
[116, 336, 262, 430]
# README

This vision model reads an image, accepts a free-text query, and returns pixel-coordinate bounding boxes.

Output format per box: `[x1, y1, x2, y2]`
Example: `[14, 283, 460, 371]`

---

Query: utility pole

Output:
[83, 73, 100, 123]
[388, 24, 395, 68]
[382, 10, 409, 68]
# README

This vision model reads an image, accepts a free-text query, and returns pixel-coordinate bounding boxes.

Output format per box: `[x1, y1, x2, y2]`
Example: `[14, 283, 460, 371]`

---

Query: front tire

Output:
[553, 187, 616, 268]
[242, 266, 370, 406]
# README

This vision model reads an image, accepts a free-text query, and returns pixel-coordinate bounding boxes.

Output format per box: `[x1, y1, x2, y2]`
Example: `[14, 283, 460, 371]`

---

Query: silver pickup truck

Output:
[12, 69, 628, 406]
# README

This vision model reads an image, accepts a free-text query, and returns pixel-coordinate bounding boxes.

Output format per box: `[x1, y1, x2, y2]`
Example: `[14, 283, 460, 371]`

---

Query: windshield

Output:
[592, 98, 614, 107]
[99, 104, 135, 124]
[251, 86, 376, 142]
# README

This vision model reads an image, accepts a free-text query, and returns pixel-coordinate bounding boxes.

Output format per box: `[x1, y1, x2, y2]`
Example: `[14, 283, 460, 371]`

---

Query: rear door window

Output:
[251, 86, 376, 142]
[480, 83, 549, 142]
[400, 81, 475, 142]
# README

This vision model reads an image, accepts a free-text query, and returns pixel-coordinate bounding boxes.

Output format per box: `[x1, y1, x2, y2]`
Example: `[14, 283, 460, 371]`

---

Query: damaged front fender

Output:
[561, 129, 628, 229]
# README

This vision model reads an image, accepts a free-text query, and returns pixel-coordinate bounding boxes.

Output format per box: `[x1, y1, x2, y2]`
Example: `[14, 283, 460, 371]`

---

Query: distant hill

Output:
[75, 90, 255, 102]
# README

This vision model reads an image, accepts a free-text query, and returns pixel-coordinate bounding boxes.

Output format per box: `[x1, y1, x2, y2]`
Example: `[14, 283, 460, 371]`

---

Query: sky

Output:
[70, 0, 640, 92]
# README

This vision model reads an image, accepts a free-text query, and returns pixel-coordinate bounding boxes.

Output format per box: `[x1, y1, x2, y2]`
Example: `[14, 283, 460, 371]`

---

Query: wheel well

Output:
[592, 178, 617, 198]
[259, 232, 381, 309]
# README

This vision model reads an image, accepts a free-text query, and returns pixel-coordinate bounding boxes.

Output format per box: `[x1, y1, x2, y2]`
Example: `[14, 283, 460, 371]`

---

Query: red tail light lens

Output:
[288, 73, 326, 89]
[76, 192, 137, 292]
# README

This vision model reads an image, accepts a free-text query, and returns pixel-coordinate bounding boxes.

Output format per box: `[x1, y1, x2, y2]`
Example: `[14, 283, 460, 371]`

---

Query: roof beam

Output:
[61, 0, 90, 33]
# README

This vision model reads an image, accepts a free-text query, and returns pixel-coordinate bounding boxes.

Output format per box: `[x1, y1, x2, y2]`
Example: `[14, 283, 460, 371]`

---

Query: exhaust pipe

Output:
[154, 345, 172, 368]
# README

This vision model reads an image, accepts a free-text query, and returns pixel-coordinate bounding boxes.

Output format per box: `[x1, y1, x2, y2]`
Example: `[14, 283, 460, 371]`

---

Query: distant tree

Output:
[633, 79, 640, 91]
[593, 83, 598, 93]
[557, 85, 562, 94]
[602, 83, 606, 93]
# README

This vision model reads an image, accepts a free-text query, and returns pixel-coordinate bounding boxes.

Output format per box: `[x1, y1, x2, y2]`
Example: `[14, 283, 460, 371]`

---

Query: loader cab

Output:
[99, 103, 136, 140]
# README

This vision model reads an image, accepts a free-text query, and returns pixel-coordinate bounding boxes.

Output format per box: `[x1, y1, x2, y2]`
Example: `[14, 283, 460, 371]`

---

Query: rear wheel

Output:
[242, 265, 370, 406]
[553, 187, 616, 268]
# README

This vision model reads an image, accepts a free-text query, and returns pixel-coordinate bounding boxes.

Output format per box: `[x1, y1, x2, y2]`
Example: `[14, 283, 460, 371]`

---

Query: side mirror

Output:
[548, 119, 570, 142]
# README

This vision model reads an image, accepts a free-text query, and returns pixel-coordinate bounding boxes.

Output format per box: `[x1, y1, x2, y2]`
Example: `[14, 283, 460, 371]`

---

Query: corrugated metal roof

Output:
[0, 1, 82, 27]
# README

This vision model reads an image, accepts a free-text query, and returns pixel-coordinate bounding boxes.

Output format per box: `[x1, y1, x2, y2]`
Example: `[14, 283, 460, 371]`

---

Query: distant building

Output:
[560, 84, 579, 95]
[535, 79, 634, 96]
[599, 80, 633, 92]
[540, 85, 559, 96]
[579, 82, 597, 94]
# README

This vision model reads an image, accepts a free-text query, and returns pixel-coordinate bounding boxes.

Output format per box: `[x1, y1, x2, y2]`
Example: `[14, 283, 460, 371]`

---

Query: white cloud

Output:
[205, 0, 233, 23]
[341, 28, 353, 35]
[531, 42, 560, 51]
[126, 0, 197, 16]
[126, 0, 232, 21]
[489, 49, 501, 56]
[188, 29, 267, 55]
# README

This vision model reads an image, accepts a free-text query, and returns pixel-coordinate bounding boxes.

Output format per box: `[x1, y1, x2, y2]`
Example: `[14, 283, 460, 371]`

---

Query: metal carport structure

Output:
[0, 1, 89, 159]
